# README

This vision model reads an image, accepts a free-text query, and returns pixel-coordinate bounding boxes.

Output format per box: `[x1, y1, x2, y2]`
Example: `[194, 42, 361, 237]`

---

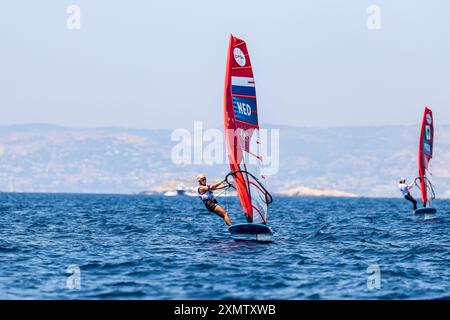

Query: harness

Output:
[198, 186, 218, 212]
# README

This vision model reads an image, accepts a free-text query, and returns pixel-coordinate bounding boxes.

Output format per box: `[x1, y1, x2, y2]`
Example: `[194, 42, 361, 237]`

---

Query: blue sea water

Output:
[0, 192, 449, 300]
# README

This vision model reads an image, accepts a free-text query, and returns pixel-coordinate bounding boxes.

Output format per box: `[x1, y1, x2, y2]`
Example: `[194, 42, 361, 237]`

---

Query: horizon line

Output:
[0, 190, 448, 201]
[1, 122, 450, 131]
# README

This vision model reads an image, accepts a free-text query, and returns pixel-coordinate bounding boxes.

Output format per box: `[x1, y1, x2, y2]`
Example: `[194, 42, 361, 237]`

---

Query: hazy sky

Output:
[1, 1, 449, 129]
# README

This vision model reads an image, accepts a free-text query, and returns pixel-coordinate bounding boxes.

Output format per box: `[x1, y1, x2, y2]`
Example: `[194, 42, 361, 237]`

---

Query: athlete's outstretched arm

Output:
[211, 180, 228, 190]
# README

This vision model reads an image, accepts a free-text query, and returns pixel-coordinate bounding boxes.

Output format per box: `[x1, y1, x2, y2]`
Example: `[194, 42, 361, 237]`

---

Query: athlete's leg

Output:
[405, 194, 417, 211]
[213, 204, 232, 226]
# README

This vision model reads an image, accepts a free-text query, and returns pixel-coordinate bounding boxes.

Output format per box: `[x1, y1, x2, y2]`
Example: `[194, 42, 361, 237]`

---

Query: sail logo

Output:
[236, 102, 252, 116]
[426, 113, 432, 125]
[233, 48, 246, 66]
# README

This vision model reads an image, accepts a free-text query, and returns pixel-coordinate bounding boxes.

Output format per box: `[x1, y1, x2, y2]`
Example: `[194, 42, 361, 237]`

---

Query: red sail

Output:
[223, 35, 268, 224]
[418, 107, 434, 206]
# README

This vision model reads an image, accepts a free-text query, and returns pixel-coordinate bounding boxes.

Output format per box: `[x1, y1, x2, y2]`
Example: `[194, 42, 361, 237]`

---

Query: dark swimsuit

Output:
[198, 186, 218, 212]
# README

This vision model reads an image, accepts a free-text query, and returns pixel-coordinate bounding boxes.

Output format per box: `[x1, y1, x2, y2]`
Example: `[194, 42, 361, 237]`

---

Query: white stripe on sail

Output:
[231, 76, 255, 87]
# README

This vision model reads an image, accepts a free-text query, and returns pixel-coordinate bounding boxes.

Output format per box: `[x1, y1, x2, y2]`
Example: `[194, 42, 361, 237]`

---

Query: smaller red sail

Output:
[418, 106, 434, 206]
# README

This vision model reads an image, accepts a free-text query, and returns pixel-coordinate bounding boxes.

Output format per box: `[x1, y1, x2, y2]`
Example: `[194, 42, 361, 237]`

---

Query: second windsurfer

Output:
[398, 178, 418, 211]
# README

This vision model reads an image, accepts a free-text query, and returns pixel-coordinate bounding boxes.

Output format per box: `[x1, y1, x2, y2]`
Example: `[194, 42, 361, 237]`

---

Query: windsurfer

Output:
[197, 173, 232, 226]
[398, 178, 417, 211]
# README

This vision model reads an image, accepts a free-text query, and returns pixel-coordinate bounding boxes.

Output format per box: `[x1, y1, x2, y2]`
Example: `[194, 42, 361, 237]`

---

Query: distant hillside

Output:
[0, 124, 449, 197]
[275, 124, 450, 198]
